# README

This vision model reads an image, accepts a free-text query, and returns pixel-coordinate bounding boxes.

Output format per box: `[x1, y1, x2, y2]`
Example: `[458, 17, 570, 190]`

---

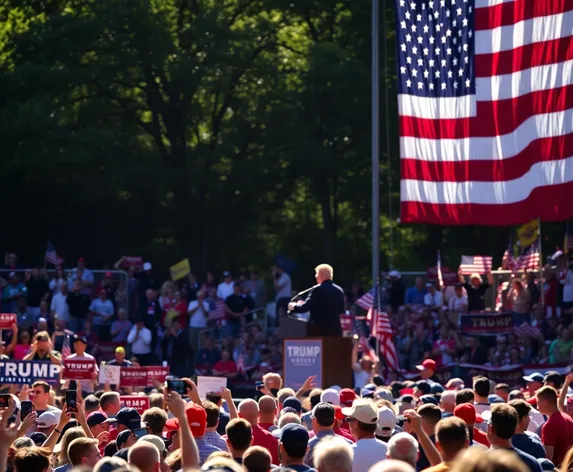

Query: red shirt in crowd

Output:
[542, 411, 573, 466]
[473, 427, 489, 447]
[258, 422, 275, 432]
[252, 424, 280, 464]
[334, 426, 355, 442]
[213, 360, 237, 375]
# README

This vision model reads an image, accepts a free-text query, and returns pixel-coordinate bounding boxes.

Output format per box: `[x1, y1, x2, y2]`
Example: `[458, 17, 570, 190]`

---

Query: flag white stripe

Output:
[401, 110, 573, 161]
[401, 156, 573, 204]
[475, 11, 573, 55]
[398, 60, 573, 121]
[475, 0, 515, 8]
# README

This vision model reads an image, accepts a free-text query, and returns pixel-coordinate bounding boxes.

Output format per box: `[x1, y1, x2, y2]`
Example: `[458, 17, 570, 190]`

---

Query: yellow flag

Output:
[169, 258, 190, 281]
[516, 219, 539, 248]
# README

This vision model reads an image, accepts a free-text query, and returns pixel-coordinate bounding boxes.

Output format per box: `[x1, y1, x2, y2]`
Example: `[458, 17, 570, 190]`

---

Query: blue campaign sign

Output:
[0, 360, 61, 385]
[283, 339, 322, 389]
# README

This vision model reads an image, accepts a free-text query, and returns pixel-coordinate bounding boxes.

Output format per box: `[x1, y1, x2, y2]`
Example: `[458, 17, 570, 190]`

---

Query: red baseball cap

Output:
[339, 388, 357, 407]
[454, 403, 483, 424]
[333, 405, 345, 421]
[416, 359, 436, 371]
[164, 404, 207, 437]
[399, 388, 415, 396]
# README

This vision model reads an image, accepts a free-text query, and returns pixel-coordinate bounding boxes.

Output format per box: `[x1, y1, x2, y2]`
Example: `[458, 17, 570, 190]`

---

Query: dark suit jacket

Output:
[292, 280, 344, 337]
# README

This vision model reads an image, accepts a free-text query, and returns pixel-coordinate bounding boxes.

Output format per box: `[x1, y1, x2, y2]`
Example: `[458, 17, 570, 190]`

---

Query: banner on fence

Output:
[120, 396, 150, 414]
[0, 313, 17, 329]
[120, 367, 148, 387]
[146, 367, 170, 387]
[62, 359, 96, 380]
[120, 257, 143, 268]
[0, 360, 61, 385]
[460, 313, 531, 336]
[427, 267, 458, 286]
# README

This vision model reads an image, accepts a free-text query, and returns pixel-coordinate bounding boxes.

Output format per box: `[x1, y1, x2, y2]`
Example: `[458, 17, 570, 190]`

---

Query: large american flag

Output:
[397, 0, 573, 225]
[367, 285, 399, 371]
[459, 255, 492, 274]
[355, 288, 375, 311]
[514, 242, 541, 271]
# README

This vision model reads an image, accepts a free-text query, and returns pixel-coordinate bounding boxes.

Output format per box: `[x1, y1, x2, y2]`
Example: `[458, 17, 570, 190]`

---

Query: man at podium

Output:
[287, 264, 344, 337]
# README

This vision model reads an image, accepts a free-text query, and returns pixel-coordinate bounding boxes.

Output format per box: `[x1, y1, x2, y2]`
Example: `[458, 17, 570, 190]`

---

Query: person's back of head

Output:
[141, 407, 168, 436]
[507, 399, 532, 426]
[473, 377, 491, 399]
[277, 388, 296, 406]
[258, 395, 277, 416]
[369, 459, 416, 472]
[202, 456, 244, 472]
[435, 417, 469, 460]
[148, 393, 164, 409]
[489, 404, 519, 441]
[417, 403, 442, 428]
[449, 447, 529, 472]
[128, 441, 160, 472]
[535, 386, 558, 413]
[100, 392, 121, 414]
[58, 426, 86, 466]
[93, 456, 129, 472]
[455, 388, 475, 405]
[309, 388, 324, 409]
[313, 436, 354, 472]
[68, 437, 100, 467]
[164, 448, 182, 471]
[203, 400, 221, 429]
[243, 445, 272, 472]
[226, 418, 253, 456]
[84, 395, 101, 415]
[278, 412, 301, 428]
[13, 447, 51, 472]
[238, 399, 260, 424]
[387, 432, 419, 467]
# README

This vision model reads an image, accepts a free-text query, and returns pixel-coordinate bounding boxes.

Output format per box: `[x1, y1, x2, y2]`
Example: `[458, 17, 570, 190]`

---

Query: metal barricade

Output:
[0, 268, 130, 313]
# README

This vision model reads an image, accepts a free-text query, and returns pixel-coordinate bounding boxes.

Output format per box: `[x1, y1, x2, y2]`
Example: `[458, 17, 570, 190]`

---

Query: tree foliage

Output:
[0, 0, 566, 285]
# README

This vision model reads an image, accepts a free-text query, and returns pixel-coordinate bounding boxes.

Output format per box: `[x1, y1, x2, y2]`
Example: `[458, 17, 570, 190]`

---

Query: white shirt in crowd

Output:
[352, 437, 388, 472]
[424, 291, 443, 307]
[127, 325, 152, 355]
[353, 365, 371, 389]
[89, 299, 114, 325]
[49, 277, 66, 294]
[188, 300, 210, 328]
[217, 281, 234, 300]
[449, 294, 468, 312]
[275, 272, 292, 300]
[50, 293, 70, 322]
[561, 270, 573, 303]
[64, 352, 98, 394]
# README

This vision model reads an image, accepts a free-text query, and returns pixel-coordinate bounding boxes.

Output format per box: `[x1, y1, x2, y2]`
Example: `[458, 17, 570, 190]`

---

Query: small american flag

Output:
[459, 255, 492, 275]
[44, 241, 63, 266]
[436, 250, 443, 289]
[208, 299, 226, 321]
[355, 288, 375, 311]
[514, 243, 540, 272]
[367, 285, 398, 371]
[61, 335, 71, 359]
[502, 238, 515, 271]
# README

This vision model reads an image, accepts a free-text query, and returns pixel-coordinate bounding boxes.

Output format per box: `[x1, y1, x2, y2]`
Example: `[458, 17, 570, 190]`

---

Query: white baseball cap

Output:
[341, 399, 379, 424]
[38, 411, 60, 428]
[376, 406, 397, 438]
[320, 389, 340, 406]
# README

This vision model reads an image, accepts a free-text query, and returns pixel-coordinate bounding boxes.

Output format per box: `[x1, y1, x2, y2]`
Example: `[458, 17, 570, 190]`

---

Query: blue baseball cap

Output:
[115, 407, 145, 429]
[272, 423, 309, 449]
[419, 395, 439, 406]
[282, 396, 302, 413]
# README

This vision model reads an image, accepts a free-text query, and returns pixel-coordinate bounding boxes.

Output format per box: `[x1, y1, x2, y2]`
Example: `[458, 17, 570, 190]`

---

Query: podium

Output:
[281, 316, 353, 389]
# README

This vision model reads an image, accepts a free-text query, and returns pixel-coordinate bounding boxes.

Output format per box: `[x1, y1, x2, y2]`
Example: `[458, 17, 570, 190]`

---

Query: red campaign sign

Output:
[121, 256, 143, 268]
[146, 366, 170, 387]
[427, 267, 458, 286]
[0, 314, 17, 330]
[120, 367, 149, 387]
[340, 314, 354, 332]
[120, 396, 150, 415]
[62, 359, 96, 380]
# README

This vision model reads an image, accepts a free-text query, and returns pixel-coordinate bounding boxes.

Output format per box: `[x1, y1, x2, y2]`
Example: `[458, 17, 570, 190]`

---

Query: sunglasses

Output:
[345, 417, 357, 423]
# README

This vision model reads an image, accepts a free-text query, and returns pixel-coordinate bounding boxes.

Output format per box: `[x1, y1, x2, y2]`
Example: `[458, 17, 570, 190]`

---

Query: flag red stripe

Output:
[475, 36, 573, 78]
[400, 181, 573, 225]
[475, 0, 571, 31]
[401, 133, 573, 182]
[399, 85, 573, 140]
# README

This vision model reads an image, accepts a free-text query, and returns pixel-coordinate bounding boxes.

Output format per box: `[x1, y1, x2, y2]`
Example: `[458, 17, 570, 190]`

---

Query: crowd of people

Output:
[2, 366, 573, 472]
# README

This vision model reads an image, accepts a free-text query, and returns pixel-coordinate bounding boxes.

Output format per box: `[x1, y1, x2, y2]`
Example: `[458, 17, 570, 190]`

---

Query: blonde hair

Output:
[314, 436, 353, 472]
[315, 264, 334, 279]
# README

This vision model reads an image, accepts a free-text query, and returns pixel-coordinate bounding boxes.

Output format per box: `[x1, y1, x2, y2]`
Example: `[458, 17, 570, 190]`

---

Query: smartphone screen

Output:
[166, 379, 187, 395]
[133, 428, 147, 439]
[66, 390, 77, 412]
[20, 400, 33, 421]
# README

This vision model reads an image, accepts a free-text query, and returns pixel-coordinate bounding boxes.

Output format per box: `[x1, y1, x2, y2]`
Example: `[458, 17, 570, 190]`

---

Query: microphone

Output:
[286, 284, 319, 318]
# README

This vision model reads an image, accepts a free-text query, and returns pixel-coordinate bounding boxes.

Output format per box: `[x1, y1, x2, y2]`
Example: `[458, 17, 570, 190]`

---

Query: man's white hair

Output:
[369, 459, 416, 472]
[278, 412, 301, 428]
[314, 436, 353, 472]
[387, 432, 419, 467]
[440, 390, 456, 405]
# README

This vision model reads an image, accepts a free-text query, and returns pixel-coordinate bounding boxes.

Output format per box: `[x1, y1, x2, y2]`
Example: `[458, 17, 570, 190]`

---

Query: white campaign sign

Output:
[98, 363, 121, 385]
[197, 376, 227, 399]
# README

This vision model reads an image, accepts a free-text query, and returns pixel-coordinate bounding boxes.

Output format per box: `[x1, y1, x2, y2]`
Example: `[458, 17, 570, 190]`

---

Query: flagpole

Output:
[538, 217, 544, 306]
[371, 0, 380, 285]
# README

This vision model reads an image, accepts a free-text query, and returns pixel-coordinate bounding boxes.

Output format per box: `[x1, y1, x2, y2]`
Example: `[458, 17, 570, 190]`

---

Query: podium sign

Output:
[283, 339, 323, 389]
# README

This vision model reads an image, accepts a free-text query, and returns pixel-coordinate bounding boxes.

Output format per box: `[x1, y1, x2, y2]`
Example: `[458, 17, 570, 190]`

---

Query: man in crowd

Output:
[306, 402, 352, 467]
[536, 385, 573, 466]
[226, 418, 253, 464]
[508, 399, 546, 459]
[275, 423, 314, 472]
[237, 398, 279, 464]
[424, 417, 469, 472]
